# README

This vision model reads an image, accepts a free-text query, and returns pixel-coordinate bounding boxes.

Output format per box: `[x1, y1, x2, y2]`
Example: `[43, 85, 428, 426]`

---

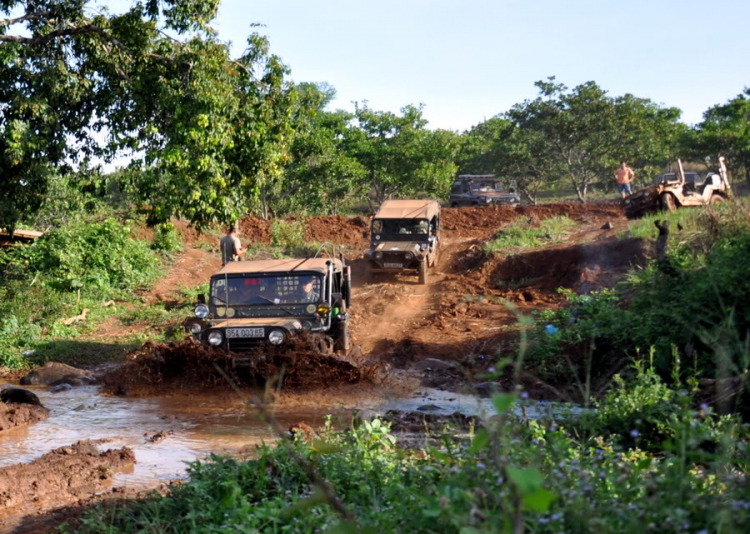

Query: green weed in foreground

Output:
[68, 372, 748, 534]
[484, 216, 577, 252]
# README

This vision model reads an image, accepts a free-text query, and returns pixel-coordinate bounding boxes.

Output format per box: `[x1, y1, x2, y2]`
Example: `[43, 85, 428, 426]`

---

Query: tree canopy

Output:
[1, 0, 294, 231]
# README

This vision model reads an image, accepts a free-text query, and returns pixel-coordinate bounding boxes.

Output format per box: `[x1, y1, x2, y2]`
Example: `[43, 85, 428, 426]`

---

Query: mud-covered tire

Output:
[335, 323, 351, 353]
[432, 250, 439, 268]
[311, 335, 334, 356]
[660, 193, 677, 212]
[709, 194, 724, 205]
[418, 260, 427, 285]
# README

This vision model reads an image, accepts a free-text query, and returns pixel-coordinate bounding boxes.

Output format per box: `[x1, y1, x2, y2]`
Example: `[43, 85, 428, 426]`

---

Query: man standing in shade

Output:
[219, 225, 246, 265]
[614, 161, 635, 198]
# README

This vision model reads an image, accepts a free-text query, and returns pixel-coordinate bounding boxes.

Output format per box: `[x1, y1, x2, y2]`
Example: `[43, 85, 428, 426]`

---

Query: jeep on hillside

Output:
[625, 158, 732, 218]
[189, 258, 352, 356]
[363, 199, 440, 285]
[449, 175, 520, 207]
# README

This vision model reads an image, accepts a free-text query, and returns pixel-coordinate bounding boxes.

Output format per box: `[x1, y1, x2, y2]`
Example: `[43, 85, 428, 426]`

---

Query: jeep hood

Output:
[209, 318, 300, 329]
[373, 241, 422, 252]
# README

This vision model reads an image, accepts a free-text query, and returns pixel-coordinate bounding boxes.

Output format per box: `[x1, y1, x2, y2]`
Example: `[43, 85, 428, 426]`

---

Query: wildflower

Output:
[551, 513, 561, 521]
[476, 462, 486, 469]
[628, 503, 638, 510]
[630, 429, 640, 438]
[487, 366, 496, 373]
[697, 530, 708, 534]
[538, 517, 549, 524]
[521, 391, 529, 399]
[451, 466, 460, 474]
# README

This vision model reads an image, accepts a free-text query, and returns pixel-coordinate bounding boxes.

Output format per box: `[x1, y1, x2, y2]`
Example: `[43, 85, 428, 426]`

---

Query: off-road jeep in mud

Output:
[363, 199, 440, 285]
[625, 158, 731, 218]
[449, 175, 520, 207]
[189, 258, 352, 356]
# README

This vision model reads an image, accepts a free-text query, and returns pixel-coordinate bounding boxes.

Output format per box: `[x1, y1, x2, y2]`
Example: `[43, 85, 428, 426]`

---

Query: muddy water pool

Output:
[0, 386, 586, 490]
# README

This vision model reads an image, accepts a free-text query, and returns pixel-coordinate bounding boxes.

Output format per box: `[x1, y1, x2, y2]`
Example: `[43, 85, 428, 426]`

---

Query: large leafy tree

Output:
[1, 0, 295, 231]
[344, 103, 459, 208]
[690, 89, 750, 184]
[256, 83, 365, 218]
[507, 79, 684, 202]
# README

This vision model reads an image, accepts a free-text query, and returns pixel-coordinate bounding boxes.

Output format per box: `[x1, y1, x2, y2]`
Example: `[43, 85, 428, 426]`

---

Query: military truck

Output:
[449, 175, 520, 207]
[363, 199, 440, 285]
[625, 158, 731, 218]
[189, 258, 352, 356]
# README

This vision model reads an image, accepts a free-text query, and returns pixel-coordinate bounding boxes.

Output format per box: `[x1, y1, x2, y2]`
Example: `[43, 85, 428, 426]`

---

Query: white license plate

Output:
[383, 262, 403, 268]
[226, 327, 265, 338]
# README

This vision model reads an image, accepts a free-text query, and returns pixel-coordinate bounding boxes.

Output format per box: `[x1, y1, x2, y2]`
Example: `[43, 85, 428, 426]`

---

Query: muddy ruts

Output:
[0, 440, 135, 509]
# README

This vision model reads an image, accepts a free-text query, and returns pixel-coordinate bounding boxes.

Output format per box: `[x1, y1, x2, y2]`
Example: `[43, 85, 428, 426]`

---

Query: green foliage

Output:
[526, 202, 750, 407]
[0, 218, 161, 368]
[152, 222, 184, 254]
[270, 220, 306, 250]
[0, 0, 296, 232]
[345, 103, 460, 206]
[484, 216, 576, 252]
[506, 78, 685, 202]
[687, 88, 750, 183]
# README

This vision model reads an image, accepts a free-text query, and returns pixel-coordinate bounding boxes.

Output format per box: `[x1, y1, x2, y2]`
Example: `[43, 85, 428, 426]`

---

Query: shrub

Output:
[152, 222, 184, 253]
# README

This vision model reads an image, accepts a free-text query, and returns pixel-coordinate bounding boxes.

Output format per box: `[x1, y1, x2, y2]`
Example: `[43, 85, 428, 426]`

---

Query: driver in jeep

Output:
[285, 276, 320, 303]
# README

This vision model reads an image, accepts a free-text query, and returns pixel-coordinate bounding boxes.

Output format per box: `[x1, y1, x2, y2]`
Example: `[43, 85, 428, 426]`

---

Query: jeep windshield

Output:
[470, 182, 503, 192]
[372, 219, 429, 237]
[210, 274, 322, 306]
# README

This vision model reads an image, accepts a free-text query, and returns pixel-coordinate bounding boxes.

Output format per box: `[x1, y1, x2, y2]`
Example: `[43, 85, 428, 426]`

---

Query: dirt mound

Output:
[488, 237, 649, 293]
[442, 202, 624, 238]
[0, 440, 134, 511]
[0, 401, 49, 432]
[304, 215, 370, 248]
[239, 215, 271, 245]
[103, 339, 365, 396]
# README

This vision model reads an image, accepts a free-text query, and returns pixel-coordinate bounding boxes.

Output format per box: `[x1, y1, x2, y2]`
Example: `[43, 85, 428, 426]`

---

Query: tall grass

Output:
[484, 216, 577, 252]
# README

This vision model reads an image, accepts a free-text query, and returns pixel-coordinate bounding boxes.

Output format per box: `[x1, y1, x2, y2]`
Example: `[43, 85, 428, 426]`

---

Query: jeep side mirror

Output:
[198, 294, 206, 305]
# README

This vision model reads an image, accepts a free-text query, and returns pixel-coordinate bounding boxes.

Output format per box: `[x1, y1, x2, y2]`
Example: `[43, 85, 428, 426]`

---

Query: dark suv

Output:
[449, 175, 520, 207]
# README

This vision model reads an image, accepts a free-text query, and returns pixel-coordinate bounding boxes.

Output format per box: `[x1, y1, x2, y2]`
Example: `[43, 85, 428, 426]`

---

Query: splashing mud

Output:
[102, 339, 368, 397]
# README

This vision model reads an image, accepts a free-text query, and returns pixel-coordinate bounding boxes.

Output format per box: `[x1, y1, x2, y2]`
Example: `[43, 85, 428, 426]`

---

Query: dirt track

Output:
[1, 202, 644, 532]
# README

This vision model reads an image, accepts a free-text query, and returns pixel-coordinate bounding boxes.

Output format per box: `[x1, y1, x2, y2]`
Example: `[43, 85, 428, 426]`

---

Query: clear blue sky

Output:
[113, 0, 749, 130]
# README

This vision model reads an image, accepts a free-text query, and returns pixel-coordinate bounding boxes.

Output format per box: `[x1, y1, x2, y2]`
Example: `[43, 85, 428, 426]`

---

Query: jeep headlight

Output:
[404, 252, 413, 260]
[268, 329, 285, 345]
[484, 197, 492, 203]
[374, 251, 382, 259]
[207, 330, 223, 346]
[195, 304, 209, 319]
[190, 323, 202, 334]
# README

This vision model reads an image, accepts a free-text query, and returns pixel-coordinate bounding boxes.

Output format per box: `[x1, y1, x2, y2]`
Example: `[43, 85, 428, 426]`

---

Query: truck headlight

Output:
[268, 329, 285, 345]
[374, 251, 382, 259]
[404, 252, 413, 260]
[190, 323, 202, 334]
[207, 330, 223, 346]
[195, 304, 209, 318]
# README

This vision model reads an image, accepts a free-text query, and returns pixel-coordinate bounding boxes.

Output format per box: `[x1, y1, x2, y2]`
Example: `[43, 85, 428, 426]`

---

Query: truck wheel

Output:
[432, 250, 439, 268]
[335, 323, 351, 353]
[660, 193, 677, 212]
[709, 194, 724, 205]
[418, 260, 428, 285]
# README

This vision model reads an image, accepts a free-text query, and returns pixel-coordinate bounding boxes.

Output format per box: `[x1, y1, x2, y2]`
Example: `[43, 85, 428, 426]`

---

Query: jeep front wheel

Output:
[660, 193, 677, 212]
[709, 194, 724, 205]
[418, 260, 428, 285]
[335, 323, 351, 353]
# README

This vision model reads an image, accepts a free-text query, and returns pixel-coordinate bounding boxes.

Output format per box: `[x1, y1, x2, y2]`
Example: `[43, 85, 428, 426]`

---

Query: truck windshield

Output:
[372, 219, 429, 236]
[470, 182, 502, 192]
[211, 274, 322, 306]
